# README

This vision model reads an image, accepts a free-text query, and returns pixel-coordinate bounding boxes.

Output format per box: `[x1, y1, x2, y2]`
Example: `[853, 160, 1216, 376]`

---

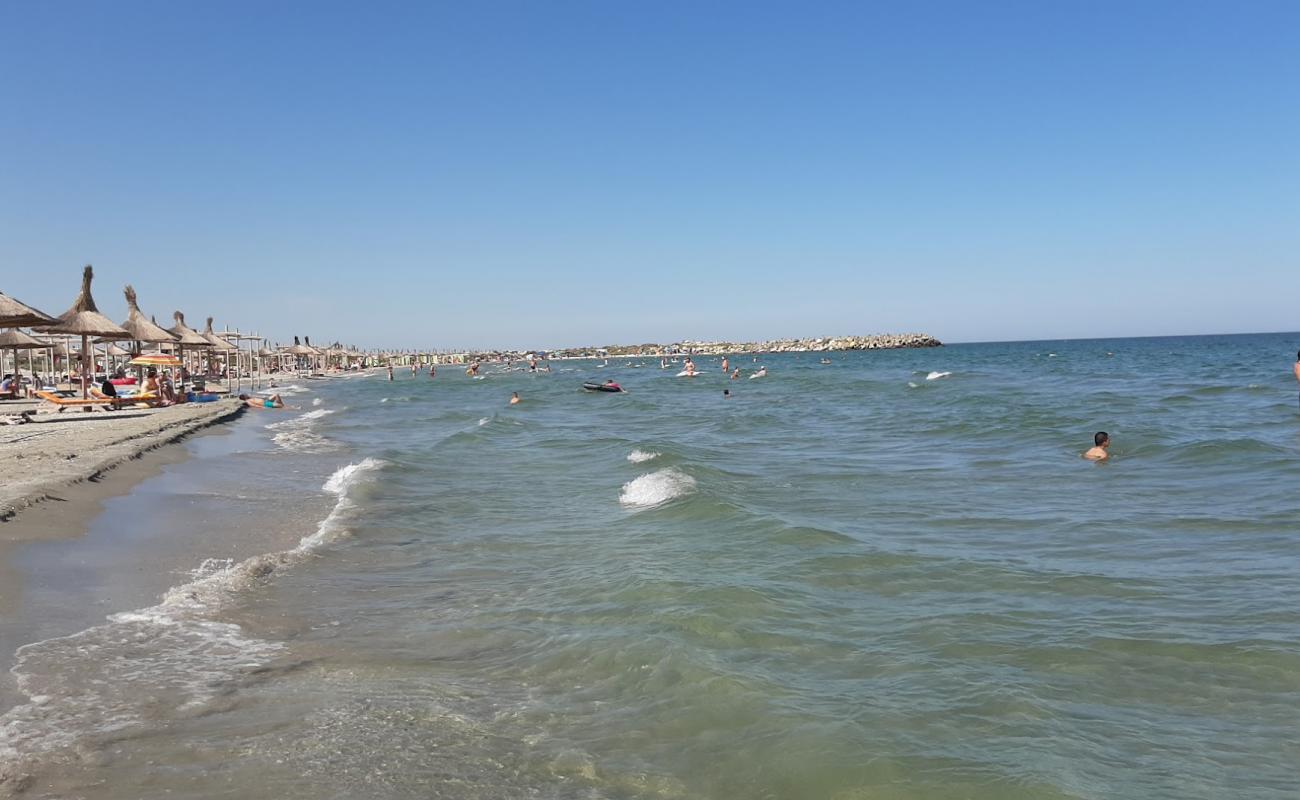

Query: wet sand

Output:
[0, 400, 245, 524]
[0, 403, 332, 720]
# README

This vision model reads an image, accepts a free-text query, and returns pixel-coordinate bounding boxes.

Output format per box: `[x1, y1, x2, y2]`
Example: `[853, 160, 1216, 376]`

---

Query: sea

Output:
[1, 333, 1298, 799]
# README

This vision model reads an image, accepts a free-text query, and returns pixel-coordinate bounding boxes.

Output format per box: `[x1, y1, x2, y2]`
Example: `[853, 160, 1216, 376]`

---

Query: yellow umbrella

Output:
[130, 352, 182, 367]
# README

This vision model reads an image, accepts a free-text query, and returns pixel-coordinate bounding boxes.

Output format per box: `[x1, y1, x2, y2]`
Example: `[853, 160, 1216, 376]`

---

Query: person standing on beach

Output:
[1083, 432, 1110, 461]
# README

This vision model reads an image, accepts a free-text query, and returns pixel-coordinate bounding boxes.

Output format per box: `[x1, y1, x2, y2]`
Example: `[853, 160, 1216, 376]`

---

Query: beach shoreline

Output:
[0, 400, 246, 526]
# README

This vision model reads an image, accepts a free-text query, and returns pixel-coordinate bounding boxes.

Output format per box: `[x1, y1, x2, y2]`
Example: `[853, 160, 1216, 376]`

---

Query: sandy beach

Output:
[0, 400, 245, 525]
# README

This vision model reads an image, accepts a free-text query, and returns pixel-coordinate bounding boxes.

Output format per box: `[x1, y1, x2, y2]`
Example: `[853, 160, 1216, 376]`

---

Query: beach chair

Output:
[90, 387, 162, 409]
[35, 389, 121, 412]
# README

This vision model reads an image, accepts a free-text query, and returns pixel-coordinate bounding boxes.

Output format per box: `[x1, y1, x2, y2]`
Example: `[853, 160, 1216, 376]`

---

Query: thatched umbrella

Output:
[200, 317, 238, 387]
[283, 335, 315, 372]
[304, 336, 325, 373]
[0, 328, 48, 393]
[36, 266, 131, 398]
[118, 285, 177, 352]
[167, 311, 211, 393]
[0, 291, 56, 329]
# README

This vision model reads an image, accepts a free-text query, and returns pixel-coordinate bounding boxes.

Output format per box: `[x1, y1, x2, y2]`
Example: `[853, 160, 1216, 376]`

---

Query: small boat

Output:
[582, 382, 624, 393]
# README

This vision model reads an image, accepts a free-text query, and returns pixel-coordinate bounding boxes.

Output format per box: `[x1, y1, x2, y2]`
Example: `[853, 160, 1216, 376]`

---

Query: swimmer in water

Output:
[723, 389, 731, 399]
[238, 393, 288, 409]
[731, 369, 741, 380]
[721, 357, 729, 373]
[1294, 350, 1300, 410]
[752, 366, 768, 378]
[1083, 431, 1110, 461]
[429, 364, 436, 378]
[510, 391, 520, 405]
[387, 365, 394, 381]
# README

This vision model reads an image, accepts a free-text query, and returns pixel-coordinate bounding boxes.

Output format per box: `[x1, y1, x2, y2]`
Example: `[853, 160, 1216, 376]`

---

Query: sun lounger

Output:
[91, 388, 162, 408]
[35, 390, 123, 412]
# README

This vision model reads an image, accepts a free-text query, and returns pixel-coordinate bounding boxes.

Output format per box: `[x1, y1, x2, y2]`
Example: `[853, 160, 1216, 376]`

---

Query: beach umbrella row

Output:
[6, 266, 358, 396]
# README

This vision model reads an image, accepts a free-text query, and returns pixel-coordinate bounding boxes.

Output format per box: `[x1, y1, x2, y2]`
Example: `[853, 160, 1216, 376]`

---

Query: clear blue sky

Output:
[2, 1, 1297, 349]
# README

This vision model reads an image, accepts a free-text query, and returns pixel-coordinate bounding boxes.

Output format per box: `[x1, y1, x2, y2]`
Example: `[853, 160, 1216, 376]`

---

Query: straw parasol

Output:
[118, 285, 177, 351]
[284, 335, 315, 356]
[202, 317, 238, 352]
[198, 317, 238, 389]
[0, 291, 56, 329]
[167, 311, 212, 393]
[0, 328, 48, 389]
[36, 266, 131, 398]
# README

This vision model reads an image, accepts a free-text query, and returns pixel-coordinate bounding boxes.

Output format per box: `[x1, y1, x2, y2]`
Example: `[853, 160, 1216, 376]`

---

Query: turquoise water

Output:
[3, 334, 1299, 799]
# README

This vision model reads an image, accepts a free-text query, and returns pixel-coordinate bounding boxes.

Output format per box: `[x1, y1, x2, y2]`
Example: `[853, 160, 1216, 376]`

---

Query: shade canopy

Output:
[284, 335, 316, 356]
[201, 317, 239, 351]
[0, 291, 56, 328]
[0, 328, 49, 350]
[130, 352, 182, 367]
[104, 343, 132, 357]
[37, 265, 131, 339]
[118, 285, 178, 344]
[167, 311, 212, 347]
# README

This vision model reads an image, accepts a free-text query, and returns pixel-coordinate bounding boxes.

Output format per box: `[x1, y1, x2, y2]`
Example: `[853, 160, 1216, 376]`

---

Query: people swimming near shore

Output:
[429, 364, 436, 378]
[239, 393, 286, 409]
[723, 389, 731, 399]
[510, 391, 521, 405]
[1294, 350, 1299, 409]
[721, 357, 729, 373]
[387, 365, 394, 381]
[1083, 431, 1110, 460]
[731, 369, 741, 380]
[751, 366, 768, 379]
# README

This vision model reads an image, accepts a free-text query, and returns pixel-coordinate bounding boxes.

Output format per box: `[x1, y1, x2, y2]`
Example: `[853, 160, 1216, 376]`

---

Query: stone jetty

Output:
[547, 333, 942, 359]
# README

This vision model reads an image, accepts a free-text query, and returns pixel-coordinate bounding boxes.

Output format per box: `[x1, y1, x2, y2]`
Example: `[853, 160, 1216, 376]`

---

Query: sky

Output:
[1, 1, 1297, 349]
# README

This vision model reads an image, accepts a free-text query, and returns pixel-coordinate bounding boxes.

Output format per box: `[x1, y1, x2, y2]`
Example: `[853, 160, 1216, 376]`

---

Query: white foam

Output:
[265, 383, 309, 396]
[380, 397, 389, 403]
[619, 467, 696, 510]
[0, 459, 385, 769]
[323, 457, 383, 497]
[312, 397, 323, 406]
[925, 371, 952, 381]
[266, 408, 339, 452]
[478, 417, 490, 426]
[907, 381, 920, 389]
[627, 449, 660, 463]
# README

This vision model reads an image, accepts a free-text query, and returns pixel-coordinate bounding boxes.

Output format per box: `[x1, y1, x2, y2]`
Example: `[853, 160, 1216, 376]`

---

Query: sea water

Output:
[1, 333, 1298, 799]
